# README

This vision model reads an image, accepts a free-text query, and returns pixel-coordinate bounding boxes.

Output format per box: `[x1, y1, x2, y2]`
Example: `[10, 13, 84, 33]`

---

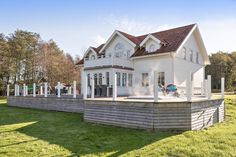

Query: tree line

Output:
[206, 51, 236, 92]
[0, 30, 81, 96]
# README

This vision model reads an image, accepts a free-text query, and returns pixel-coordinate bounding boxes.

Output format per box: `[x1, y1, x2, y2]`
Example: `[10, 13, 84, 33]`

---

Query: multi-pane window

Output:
[122, 73, 127, 87]
[98, 73, 102, 85]
[87, 74, 90, 86]
[142, 73, 149, 87]
[128, 73, 133, 87]
[106, 72, 109, 86]
[94, 74, 97, 86]
[196, 52, 199, 64]
[116, 72, 121, 86]
[158, 72, 165, 86]
[190, 50, 193, 62]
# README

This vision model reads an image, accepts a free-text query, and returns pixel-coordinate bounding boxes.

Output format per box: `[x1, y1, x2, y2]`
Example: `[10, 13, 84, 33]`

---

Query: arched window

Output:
[114, 43, 125, 51]
[148, 44, 156, 53]
[90, 54, 96, 60]
[182, 47, 186, 60]
[114, 43, 125, 58]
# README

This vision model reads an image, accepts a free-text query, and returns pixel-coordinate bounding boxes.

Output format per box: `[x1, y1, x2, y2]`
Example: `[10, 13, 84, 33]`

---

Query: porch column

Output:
[25, 85, 28, 96]
[23, 84, 26, 97]
[7, 84, 10, 96]
[57, 82, 61, 98]
[154, 71, 158, 102]
[14, 84, 17, 96]
[221, 77, 225, 99]
[207, 75, 211, 100]
[83, 74, 87, 99]
[40, 86, 43, 95]
[204, 79, 208, 97]
[33, 83, 36, 97]
[73, 81, 76, 98]
[187, 72, 192, 101]
[91, 76, 95, 99]
[44, 82, 48, 98]
[113, 73, 117, 101]
[68, 86, 71, 95]
[17, 85, 20, 96]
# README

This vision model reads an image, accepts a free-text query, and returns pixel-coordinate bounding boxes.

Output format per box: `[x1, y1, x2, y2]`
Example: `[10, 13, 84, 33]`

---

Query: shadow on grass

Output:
[0, 102, 180, 157]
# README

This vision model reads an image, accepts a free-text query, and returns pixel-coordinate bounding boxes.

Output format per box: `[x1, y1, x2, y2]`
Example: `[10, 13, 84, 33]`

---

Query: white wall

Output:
[105, 35, 135, 59]
[174, 33, 205, 88]
[132, 54, 173, 95]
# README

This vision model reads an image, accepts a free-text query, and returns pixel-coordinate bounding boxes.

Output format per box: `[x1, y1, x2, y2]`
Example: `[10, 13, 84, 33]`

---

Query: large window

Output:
[98, 73, 102, 85]
[87, 74, 90, 86]
[158, 72, 165, 86]
[122, 73, 127, 87]
[94, 74, 97, 86]
[128, 73, 133, 87]
[142, 73, 149, 87]
[116, 72, 121, 86]
[114, 43, 125, 58]
[106, 72, 109, 86]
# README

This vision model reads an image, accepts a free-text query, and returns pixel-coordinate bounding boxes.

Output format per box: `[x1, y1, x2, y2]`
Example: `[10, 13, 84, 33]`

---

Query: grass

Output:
[0, 96, 235, 157]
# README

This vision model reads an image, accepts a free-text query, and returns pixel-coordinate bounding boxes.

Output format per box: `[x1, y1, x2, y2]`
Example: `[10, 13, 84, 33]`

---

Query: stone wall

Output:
[7, 96, 84, 113]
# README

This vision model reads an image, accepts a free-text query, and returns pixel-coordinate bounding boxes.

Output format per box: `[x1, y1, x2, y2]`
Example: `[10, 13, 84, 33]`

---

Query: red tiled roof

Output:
[76, 24, 196, 64]
[131, 24, 195, 57]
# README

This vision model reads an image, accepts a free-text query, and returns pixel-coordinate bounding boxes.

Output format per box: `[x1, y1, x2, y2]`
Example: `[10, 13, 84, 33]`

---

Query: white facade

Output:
[78, 24, 210, 96]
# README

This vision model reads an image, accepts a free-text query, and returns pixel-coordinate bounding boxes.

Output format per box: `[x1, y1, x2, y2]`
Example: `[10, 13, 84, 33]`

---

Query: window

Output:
[190, 50, 193, 62]
[142, 73, 149, 87]
[114, 43, 125, 51]
[122, 73, 127, 87]
[148, 44, 156, 53]
[94, 74, 97, 86]
[87, 74, 90, 86]
[90, 54, 95, 60]
[128, 73, 133, 87]
[116, 72, 121, 86]
[183, 47, 186, 60]
[106, 72, 109, 86]
[98, 73, 102, 85]
[114, 43, 125, 58]
[196, 52, 199, 64]
[158, 72, 165, 86]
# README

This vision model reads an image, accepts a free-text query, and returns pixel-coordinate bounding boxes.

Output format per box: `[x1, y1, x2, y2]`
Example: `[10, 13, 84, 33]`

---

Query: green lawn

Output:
[0, 96, 236, 157]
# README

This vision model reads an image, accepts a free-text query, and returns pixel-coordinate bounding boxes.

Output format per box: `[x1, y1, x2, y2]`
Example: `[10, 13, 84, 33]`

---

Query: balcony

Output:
[84, 56, 133, 69]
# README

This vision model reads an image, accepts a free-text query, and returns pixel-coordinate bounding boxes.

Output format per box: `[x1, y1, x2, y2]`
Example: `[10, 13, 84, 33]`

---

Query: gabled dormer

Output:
[139, 34, 162, 53]
[84, 47, 98, 60]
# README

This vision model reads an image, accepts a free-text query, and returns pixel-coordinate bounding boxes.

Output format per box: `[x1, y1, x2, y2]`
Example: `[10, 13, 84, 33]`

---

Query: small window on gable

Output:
[196, 52, 199, 64]
[182, 47, 186, 60]
[90, 54, 96, 60]
[190, 50, 193, 62]
[148, 44, 156, 53]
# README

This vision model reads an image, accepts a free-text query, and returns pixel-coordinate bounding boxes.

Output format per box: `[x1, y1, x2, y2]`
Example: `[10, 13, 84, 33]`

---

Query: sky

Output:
[0, 0, 236, 57]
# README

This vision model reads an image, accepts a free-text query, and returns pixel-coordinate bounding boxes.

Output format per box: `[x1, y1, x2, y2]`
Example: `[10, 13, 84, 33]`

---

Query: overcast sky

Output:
[0, 0, 236, 57]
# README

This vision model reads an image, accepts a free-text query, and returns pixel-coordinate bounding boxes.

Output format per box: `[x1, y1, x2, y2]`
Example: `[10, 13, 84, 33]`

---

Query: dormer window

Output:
[148, 44, 156, 53]
[90, 54, 96, 60]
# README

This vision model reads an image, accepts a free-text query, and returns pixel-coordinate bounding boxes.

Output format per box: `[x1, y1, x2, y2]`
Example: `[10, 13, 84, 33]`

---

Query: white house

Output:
[76, 24, 210, 97]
